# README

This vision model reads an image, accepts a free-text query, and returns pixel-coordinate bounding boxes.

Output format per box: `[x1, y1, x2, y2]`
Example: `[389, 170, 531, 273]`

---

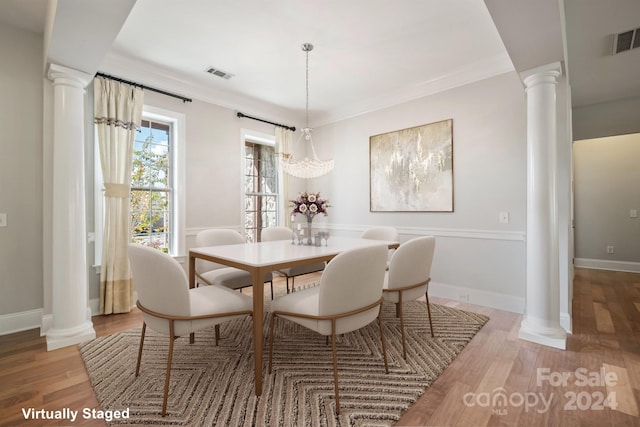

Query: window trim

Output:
[94, 105, 186, 265]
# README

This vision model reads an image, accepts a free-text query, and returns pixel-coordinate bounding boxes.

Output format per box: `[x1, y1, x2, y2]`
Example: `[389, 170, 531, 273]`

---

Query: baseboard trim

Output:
[575, 258, 640, 273]
[560, 312, 573, 334]
[429, 281, 524, 314]
[0, 308, 43, 336]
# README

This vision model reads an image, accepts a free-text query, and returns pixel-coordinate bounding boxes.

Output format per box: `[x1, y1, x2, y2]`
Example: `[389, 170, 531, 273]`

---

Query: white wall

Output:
[572, 97, 640, 141]
[573, 133, 640, 272]
[312, 72, 528, 312]
[0, 24, 44, 323]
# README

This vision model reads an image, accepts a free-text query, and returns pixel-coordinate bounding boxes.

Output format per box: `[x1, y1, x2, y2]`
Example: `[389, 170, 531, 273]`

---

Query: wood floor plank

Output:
[604, 363, 640, 417]
[594, 302, 616, 334]
[3, 270, 640, 427]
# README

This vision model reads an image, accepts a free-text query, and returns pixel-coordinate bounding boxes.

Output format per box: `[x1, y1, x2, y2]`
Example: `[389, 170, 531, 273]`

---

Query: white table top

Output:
[189, 236, 396, 268]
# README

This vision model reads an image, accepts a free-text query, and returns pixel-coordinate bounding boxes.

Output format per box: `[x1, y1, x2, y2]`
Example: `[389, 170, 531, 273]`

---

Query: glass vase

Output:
[306, 217, 314, 245]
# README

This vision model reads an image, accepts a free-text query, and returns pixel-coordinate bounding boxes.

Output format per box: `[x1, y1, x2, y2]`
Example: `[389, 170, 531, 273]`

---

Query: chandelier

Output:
[281, 43, 334, 179]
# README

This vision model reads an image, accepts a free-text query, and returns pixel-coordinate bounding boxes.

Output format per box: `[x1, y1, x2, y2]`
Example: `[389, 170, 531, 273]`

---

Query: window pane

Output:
[244, 141, 278, 241]
[131, 211, 152, 235]
[245, 195, 256, 211]
[131, 119, 172, 254]
[244, 175, 255, 193]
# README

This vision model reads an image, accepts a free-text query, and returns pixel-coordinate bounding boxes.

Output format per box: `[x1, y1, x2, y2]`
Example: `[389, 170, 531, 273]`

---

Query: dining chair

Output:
[195, 229, 274, 299]
[360, 226, 399, 268]
[382, 236, 436, 360]
[128, 244, 253, 416]
[268, 244, 389, 415]
[261, 226, 325, 293]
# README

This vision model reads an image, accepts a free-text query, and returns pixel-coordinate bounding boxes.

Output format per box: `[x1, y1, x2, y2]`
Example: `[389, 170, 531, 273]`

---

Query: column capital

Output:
[520, 62, 563, 89]
[47, 63, 93, 89]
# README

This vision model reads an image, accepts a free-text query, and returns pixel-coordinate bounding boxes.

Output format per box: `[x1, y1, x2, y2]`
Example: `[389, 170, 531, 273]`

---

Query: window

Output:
[243, 137, 278, 242]
[94, 106, 185, 263]
[130, 119, 172, 252]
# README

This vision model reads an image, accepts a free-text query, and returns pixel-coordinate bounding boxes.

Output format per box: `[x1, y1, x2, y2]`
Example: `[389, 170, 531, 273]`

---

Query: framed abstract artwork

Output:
[370, 119, 453, 212]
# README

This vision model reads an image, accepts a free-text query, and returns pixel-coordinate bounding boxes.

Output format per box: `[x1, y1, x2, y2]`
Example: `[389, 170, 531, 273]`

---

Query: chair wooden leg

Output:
[135, 322, 147, 377]
[330, 320, 340, 414]
[377, 308, 389, 373]
[268, 314, 276, 374]
[291, 276, 296, 293]
[398, 293, 407, 360]
[269, 281, 274, 300]
[285, 277, 290, 294]
[215, 324, 220, 346]
[395, 302, 401, 318]
[162, 321, 176, 417]
[425, 290, 435, 337]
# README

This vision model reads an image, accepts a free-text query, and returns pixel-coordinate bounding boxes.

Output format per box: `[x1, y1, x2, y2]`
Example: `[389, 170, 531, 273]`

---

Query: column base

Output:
[518, 319, 567, 350]
[46, 320, 96, 351]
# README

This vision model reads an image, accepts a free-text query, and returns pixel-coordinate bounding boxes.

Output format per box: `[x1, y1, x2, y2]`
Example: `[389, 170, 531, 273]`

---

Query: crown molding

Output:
[99, 52, 304, 125]
[100, 51, 513, 127]
[314, 52, 515, 126]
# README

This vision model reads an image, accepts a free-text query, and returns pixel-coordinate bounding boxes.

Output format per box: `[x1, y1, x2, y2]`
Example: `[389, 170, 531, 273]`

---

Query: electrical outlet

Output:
[631, 209, 638, 218]
[0, 213, 6, 227]
[499, 211, 509, 224]
[606, 246, 614, 254]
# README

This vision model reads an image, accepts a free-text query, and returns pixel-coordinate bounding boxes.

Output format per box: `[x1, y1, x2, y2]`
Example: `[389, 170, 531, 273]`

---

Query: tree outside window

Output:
[244, 142, 278, 242]
[131, 120, 172, 252]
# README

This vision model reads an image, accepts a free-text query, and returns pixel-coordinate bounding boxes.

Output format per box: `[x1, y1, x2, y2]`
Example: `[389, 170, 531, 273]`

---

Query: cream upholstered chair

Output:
[261, 226, 325, 293]
[268, 244, 389, 414]
[383, 236, 436, 360]
[128, 244, 253, 416]
[195, 229, 274, 299]
[360, 226, 399, 268]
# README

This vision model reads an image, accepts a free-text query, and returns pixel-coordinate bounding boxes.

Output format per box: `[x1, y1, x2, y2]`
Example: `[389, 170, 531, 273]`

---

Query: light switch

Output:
[0, 213, 6, 227]
[499, 211, 509, 224]
[631, 209, 638, 218]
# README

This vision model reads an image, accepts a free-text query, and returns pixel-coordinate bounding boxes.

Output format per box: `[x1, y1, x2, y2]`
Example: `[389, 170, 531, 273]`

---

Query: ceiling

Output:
[103, 0, 513, 125]
[564, 0, 640, 108]
[2, 0, 639, 124]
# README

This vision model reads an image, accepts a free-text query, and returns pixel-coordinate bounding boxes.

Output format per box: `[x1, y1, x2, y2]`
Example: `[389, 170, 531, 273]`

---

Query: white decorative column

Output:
[46, 64, 96, 351]
[519, 62, 567, 350]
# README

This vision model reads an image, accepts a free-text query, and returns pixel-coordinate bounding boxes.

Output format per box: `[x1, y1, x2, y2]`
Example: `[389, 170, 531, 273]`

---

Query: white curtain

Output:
[94, 78, 144, 314]
[275, 127, 294, 227]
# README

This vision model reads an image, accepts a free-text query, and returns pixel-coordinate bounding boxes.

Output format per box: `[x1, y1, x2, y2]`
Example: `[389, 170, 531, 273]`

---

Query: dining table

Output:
[188, 235, 400, 396]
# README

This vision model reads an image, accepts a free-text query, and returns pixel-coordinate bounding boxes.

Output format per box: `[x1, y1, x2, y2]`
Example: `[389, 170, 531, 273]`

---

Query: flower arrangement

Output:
[290, 191, 330, 221]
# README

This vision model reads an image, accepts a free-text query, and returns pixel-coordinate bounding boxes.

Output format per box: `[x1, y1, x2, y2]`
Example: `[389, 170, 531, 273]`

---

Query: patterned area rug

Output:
[79, 294, 488, 426]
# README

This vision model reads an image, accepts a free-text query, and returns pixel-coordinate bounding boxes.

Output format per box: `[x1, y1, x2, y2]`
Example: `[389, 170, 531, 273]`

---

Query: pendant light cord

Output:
[303, 43, 312, 129]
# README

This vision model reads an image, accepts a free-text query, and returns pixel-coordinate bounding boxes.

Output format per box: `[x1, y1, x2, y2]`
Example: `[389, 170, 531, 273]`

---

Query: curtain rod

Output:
[95, 72, 192, 103]
[236, 112, 296, 132]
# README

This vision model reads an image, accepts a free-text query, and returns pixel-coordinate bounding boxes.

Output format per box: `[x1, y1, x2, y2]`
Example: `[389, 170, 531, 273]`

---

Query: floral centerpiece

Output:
[290, 191, 330, 220]
[290, 192, 330, 245]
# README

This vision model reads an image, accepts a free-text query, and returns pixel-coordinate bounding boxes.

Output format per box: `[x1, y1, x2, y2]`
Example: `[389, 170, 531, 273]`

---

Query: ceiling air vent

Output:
[205, 66, 234, 80]
[612, 27, 640, 54]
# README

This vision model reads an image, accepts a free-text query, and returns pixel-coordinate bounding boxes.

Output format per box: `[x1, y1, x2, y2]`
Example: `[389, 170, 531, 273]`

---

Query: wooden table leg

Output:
[189, 253, 195, 344]
[252, 267, 264, 396]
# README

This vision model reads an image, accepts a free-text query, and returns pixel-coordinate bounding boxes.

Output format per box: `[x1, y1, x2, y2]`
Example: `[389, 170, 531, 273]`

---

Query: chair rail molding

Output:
[327, 223, 525, 242]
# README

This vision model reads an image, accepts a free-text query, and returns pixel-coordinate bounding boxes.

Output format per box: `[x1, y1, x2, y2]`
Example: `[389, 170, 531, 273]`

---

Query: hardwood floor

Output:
[1, 268, 639, 426]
